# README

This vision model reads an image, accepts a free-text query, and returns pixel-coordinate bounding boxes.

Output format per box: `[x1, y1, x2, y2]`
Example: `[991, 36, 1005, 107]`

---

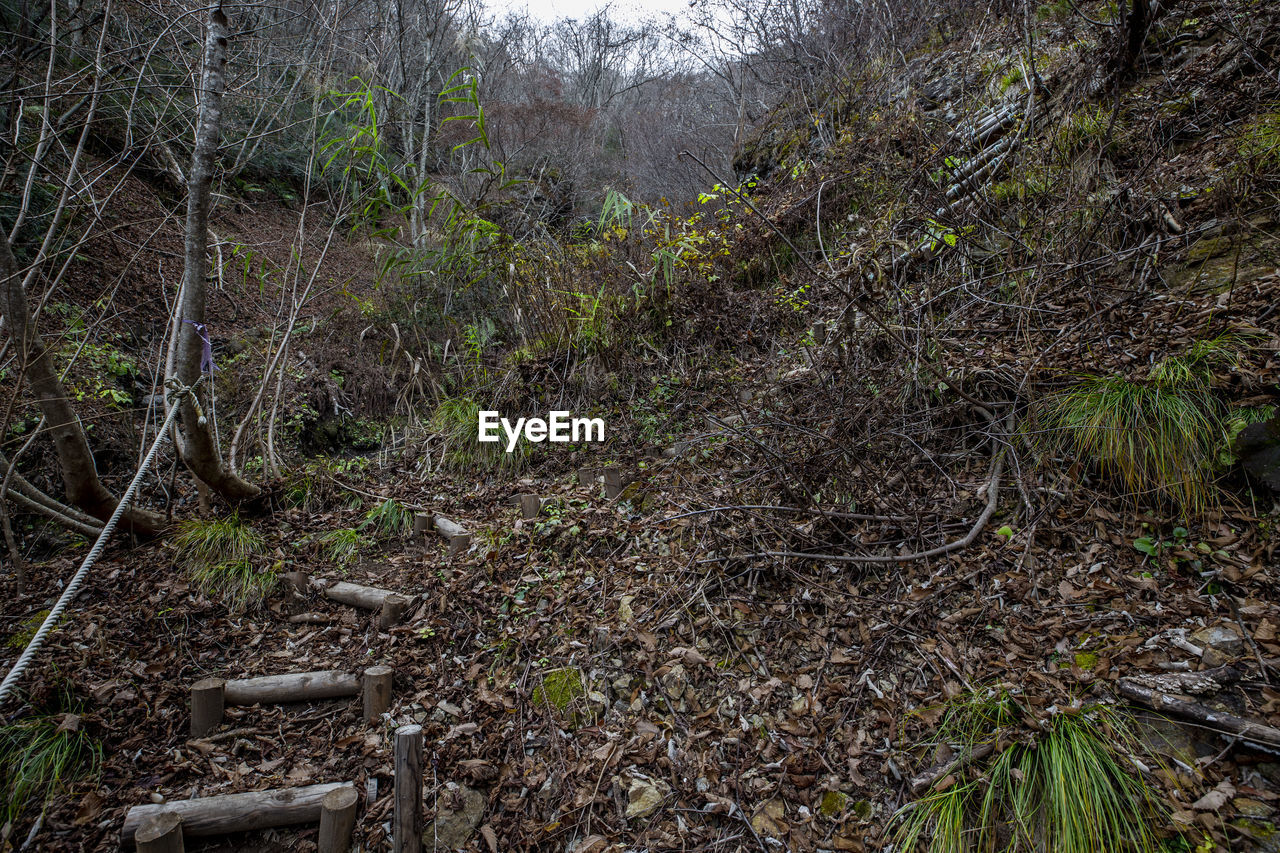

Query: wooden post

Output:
[281, 571, 309, 595]
[135, 812, 184, 853]
[363, 666, 393, 722]
[518, 494, 541, 520]
[577, 468, 596, 487]
[224, 671, 359, 705]
[603, 468, 623, 499]
[122, 782, 354, 845]
[448, 533, 471, 559]
[318, 786, 358, 853]
[190, 677, 225, 738]
[379, 593, 409, 630]
[393, 724, 423, 853]
[413, 513, 431, 539]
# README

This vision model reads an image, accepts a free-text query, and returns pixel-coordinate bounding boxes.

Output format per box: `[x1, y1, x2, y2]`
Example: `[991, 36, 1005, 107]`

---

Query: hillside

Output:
[2, 1, 1280, 851]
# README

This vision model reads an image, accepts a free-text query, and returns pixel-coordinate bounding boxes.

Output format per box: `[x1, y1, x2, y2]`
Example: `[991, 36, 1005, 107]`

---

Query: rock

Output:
[620, 768, 669, 820]
[1191, 625, 1245, 660]
[429, 785, 485, 851]
[1235, 798, 1276, 819]
[1236, 415, 1280, 491]
[751, 799, 788, 837]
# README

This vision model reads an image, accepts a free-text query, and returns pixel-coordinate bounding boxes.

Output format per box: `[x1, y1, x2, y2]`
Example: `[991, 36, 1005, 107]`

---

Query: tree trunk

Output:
[170, 5, 259, 502]
[1, 238, 163, 534]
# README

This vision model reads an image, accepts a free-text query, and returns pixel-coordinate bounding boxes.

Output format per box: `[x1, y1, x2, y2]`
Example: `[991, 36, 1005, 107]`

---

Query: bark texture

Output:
[171, 5, 259, 501]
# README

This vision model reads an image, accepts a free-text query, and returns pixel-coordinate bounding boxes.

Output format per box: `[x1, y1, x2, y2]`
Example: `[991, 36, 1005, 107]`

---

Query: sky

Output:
[492, 0, 695, 24]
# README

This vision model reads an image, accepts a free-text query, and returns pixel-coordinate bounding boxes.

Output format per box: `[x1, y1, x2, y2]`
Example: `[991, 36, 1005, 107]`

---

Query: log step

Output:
[322, 581, 411, 628]
[121, 782, 355, 846]
[191, 667, 393, 736]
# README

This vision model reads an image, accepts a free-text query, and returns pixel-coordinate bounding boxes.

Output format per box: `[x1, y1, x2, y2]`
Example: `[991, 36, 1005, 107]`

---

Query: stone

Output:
[429, 785, 485, 851]
[621, 769, 669, 820]
[750, 799, 788, 837]
[1191, 625, 1245, 659]
[1236, 415, 1280, 491]
[1235, 798, 1277, 819]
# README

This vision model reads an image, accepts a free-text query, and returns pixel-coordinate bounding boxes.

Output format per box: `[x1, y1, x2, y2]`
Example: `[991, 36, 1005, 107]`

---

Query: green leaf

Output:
[996, 525, 1013, 538]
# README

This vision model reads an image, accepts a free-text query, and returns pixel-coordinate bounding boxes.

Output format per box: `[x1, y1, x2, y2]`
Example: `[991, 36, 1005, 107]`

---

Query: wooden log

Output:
[190, 678, 225, 738]
[394, 724, 423, 853]
[518, 494, 541, 520]
[603, 468, 623, 499]
[135, 812, 184, 853]
[318, 786, 358, 853]
[224, 670, 359, 706]
[281, 571, 309, 594]
[379, 593, 410, 630]
[433, 515, 466, 540]
[447, 533, 471, 559]
[324, 581, 400, 611]
[121, 782, 354, 846]
[363, 666, 394, 722]
[1117, 678, 1280, 751]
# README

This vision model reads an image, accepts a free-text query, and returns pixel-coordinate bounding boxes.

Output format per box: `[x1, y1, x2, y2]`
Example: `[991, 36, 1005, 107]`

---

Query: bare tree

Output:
[166, 4, 259, 502]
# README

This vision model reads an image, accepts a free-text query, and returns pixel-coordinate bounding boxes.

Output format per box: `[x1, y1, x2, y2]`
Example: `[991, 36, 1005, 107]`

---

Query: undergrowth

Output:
[0, 713, 100, 827]
[174, 514, 275, 611]
[1039, 333, 1250, 514]
[362, 497, 412, 537]
[892, 691, 1170, 853]
[431, 394, 524, 471]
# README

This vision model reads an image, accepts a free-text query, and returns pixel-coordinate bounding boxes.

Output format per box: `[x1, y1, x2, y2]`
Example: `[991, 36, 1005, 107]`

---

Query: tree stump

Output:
[135, 811, 184, 852]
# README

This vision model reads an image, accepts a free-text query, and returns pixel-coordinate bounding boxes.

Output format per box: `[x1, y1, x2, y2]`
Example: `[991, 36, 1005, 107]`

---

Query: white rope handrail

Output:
[0, 376, 204, 708]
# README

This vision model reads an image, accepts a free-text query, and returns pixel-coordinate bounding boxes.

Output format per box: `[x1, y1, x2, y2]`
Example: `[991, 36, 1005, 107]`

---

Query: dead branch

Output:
[1117, 678, 1280, 753]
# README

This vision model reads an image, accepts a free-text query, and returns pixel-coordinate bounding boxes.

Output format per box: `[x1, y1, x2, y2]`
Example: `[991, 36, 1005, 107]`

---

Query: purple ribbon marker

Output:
[183, 319, 218, 374]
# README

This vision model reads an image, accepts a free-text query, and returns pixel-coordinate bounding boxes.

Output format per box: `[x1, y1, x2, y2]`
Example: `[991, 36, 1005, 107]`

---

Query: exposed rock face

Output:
[1236, 414, 1280, 491]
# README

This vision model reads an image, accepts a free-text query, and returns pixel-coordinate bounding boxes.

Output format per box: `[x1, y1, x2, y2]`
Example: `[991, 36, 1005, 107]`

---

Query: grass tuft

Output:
[1039, 333, 1251, 514]
[174, 514, 275, 612]
[430, 394, 524, 471]
[318, 527, 367, 567]
[0, 714, 100, 827]
[892, 692, 1169, 853]
[362, 498, 412, 538]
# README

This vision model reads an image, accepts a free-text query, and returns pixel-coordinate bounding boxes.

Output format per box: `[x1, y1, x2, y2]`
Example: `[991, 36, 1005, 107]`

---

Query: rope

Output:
[0, 376, 204, 708]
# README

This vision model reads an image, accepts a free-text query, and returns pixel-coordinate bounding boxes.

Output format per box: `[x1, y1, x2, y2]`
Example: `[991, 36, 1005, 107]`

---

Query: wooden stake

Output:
[413, 513, 432, 539]
[393, 724, 423, 853]
[577, 468, 597, 487]
[318, 786, 359, 853]
[603, 468, 623, 499]
[281, 571, 309, 595]
[122, 782, 354, 846]
[448, 533, 471, 559]
[190, 677, 225, 738]
[363, 665, 394, 722]
[518, 494, 541, 520]
[379, 593, 409, 630]
[135, 811, 184, 853]
[224, 670, 359, 705]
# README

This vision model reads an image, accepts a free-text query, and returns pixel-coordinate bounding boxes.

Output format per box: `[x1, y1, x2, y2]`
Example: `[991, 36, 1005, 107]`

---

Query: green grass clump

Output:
[174, 514, 275, 611]
[430, 394, 524, 471]
[1039, 333, 1250, 514]
[362, 498, 412, 538]
[0, 714, 101, 826]
[892, 692, 1169, 853]
[318, 527, 367, 567]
